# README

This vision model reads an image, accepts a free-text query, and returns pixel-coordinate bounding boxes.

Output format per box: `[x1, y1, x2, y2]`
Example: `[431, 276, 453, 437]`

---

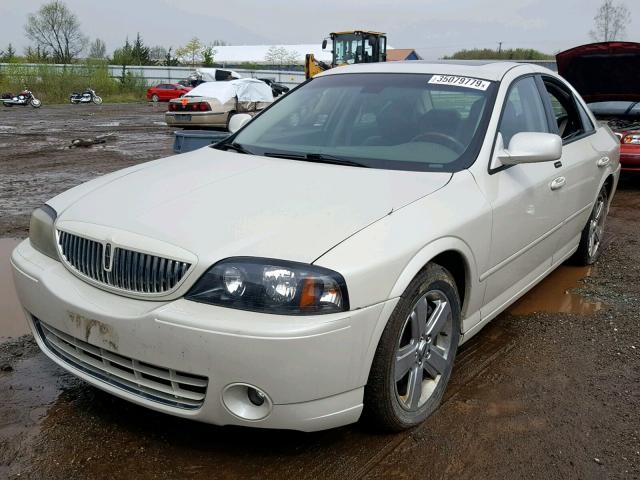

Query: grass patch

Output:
[0, 61, 147, 104]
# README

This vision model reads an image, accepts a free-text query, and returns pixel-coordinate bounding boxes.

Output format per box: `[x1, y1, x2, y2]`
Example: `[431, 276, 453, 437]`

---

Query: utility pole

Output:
[498, 41, 503, 54]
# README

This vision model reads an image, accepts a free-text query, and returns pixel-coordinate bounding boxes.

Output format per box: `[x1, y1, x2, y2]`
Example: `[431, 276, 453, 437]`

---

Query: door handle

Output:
[550, 176, 566, 190]
[597, 157, 610, 168]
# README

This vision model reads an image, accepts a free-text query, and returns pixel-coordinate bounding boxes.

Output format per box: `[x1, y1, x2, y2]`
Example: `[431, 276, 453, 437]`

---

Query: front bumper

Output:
[620, 147, 640, 171]
[11, 239, 393, 431]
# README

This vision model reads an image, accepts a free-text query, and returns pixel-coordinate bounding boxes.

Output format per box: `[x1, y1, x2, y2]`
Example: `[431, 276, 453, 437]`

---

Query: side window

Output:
[542, 79, 590, 141]
[499, 76, 548, 146]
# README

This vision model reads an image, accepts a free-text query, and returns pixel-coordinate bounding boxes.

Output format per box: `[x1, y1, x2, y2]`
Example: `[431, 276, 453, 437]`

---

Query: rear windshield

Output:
[232, 73, 497, 172]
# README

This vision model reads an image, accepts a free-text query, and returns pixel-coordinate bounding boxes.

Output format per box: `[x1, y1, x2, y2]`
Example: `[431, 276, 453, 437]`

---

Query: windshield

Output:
[231, 73, 497, 172]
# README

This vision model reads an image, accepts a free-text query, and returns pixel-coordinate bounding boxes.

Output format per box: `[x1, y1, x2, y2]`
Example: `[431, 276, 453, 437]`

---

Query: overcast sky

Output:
[1, 0, 638, 59]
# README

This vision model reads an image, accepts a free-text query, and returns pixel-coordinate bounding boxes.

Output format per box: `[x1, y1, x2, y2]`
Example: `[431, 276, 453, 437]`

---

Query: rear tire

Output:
[364, 263, 461, 432]
[151, 94, 159, 103]
[571, 184, 609, 266]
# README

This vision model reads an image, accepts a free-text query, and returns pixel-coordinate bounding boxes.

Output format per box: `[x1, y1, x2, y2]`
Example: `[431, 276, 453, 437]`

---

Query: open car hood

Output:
[556, 42, 640, 103]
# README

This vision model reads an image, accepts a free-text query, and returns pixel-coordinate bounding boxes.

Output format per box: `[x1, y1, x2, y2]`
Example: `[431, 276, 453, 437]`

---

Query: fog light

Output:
[222, 383, 272, 421]
[247, 387, 265, 406]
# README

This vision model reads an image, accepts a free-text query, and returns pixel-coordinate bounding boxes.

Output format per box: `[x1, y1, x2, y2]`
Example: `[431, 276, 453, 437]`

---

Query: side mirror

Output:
[322, 39, 328, 50]
[498, 132, 562, 165]
[228, 113, 252, 133]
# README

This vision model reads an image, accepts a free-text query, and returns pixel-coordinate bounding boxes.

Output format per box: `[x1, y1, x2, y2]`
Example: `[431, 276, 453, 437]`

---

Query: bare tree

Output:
[590, 0, 631, 41]
[88, 38, 107, 59]
[149, 46, 167, 65]
[25, 0, 87, 63]
[264, 46, 299, 65]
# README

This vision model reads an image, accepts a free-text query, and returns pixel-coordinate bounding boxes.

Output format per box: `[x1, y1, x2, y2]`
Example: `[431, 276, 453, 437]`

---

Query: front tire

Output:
[572, 184, 609, 265]
[364, 263, 461, 431]
[30, 99, 41, 108]
[151, 94, 159, 103]
[93, 96, 103, 105]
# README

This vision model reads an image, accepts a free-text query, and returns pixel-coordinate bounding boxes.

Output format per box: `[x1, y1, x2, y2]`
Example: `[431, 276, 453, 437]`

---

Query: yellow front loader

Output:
[305, 31, 387, 79]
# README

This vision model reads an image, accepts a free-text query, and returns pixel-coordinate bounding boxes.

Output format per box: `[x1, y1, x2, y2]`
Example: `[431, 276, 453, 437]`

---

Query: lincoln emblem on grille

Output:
[103, 243, 113, 272]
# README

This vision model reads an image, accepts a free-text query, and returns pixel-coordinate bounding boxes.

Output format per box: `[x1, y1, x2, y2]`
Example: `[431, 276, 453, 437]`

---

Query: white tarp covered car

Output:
[166, 78, 273, 130]
[189, 68, 242, 84]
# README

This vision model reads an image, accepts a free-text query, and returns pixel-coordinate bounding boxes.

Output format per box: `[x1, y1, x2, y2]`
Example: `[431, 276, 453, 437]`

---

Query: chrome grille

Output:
[57, 231, 191, 294]
[33, 317, 208, 410]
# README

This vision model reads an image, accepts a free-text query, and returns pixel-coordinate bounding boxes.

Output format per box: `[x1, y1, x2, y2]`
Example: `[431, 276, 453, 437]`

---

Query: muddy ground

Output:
[0, 104, 639, 479]
[0, 103, 174, 237]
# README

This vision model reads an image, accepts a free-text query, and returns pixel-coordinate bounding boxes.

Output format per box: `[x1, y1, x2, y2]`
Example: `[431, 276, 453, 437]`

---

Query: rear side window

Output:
[499, 76, 548, 146]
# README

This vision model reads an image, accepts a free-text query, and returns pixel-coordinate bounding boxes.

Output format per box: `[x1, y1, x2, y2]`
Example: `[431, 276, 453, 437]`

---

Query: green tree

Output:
[164, 47, 179, 66]
[0, 44, 17, 62]
[176, 37, 203, 67]
[112, 38, 133, 65]
[24, 45, 50, 63]
[443, 48, 553, 61]
[202, 45, 217, 67]
[24, 0, 87, 63]
[131, 33, 151, 65]
[112, 38, 134, 84]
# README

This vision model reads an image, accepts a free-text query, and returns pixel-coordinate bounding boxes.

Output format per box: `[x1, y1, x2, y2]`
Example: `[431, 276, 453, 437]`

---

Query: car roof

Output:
[319, 61, 552, 82]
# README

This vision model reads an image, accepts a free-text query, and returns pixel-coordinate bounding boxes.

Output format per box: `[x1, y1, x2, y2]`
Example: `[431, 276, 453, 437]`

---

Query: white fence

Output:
[0, 60, 558, 89]
[0, 63, 306, 88]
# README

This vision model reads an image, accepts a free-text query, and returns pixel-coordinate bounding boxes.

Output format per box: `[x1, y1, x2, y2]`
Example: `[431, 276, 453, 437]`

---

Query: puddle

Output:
[508, 265, 603, 315]
[0, 238, 30, 342]
[95, 122, 120, 127]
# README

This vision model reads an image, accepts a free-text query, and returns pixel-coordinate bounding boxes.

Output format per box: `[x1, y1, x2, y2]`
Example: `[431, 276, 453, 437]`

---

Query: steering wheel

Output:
[410, 132, 466, 154]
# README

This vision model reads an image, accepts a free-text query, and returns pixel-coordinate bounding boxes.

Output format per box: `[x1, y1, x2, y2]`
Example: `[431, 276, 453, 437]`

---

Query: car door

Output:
[159, 85, 171, 101]
[538, 76, 603, 263]
[475, 75, 566, 319]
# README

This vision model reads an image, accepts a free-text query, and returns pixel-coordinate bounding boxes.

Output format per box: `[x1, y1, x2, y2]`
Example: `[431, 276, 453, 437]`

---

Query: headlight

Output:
[186, 258, 349, 315]
[29, 205, 59, 260]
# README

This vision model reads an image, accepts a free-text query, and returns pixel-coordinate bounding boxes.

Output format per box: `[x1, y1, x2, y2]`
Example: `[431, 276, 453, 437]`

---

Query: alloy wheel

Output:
[394, 289, 453, 411]
[588, 192, 607, 259]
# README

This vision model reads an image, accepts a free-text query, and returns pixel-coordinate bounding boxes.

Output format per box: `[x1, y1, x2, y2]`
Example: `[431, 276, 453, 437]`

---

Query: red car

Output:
[557, 42, 640, 171]
[146, 83, 192, 102]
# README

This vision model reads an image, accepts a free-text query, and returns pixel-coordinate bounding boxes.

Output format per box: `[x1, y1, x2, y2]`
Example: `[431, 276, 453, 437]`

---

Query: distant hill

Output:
[443, 48, 554, 60]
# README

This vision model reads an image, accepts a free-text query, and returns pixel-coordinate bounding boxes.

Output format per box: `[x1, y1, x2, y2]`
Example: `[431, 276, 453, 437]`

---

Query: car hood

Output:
[50, 148, 451, 265]
[556, 42, 640, 103]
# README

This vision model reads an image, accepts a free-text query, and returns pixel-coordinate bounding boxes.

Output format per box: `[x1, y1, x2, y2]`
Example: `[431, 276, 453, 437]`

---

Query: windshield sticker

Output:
[428, 75, 491, 91]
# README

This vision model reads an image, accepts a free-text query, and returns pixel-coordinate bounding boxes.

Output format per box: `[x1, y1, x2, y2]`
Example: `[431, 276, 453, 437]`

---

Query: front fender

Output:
[388, 236, 479, 317]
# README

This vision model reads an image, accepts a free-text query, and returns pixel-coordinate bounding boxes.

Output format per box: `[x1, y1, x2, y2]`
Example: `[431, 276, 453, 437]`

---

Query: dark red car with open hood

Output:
[557, 42, 640, 171]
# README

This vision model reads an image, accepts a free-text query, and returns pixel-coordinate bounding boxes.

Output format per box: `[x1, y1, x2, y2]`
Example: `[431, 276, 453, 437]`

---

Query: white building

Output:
[213, 45, 333, 66]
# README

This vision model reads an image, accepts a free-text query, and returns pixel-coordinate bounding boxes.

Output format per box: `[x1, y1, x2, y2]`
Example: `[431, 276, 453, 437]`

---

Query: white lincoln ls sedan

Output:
[12, 61, 619, 432]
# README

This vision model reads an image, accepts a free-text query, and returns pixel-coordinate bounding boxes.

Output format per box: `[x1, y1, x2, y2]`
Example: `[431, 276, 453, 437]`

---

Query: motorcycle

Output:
[1, 90, 42, 108]
[70, 88, 103, 105]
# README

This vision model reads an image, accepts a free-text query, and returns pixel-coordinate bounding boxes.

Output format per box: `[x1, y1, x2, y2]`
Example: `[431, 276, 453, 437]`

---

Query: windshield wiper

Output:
[263, 152, 370, 168]
[214, 142, 252, 154]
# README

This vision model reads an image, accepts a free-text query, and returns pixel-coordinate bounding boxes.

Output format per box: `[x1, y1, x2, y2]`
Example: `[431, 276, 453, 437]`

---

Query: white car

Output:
[11, 61, 620, 432]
